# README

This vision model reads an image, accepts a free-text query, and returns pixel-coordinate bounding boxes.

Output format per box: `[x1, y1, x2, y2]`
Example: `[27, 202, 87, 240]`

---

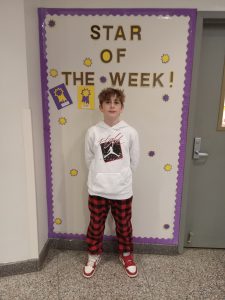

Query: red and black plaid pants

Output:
[86, 195, 133, 254]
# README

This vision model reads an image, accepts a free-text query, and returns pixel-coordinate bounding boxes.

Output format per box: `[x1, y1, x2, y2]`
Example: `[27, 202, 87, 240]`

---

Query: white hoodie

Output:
[85, 120, 140, 200]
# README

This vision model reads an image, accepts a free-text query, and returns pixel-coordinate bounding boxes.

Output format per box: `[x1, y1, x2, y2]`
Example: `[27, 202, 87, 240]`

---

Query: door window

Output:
[217, 57, 225, 130]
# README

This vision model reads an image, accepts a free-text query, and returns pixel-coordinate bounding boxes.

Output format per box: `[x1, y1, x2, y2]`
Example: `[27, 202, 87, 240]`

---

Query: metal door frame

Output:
[178, 11, 225, 253]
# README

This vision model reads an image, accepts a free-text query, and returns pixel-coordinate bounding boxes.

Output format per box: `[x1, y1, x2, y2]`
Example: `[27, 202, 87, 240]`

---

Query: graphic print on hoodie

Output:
[99, 133, 123, 163]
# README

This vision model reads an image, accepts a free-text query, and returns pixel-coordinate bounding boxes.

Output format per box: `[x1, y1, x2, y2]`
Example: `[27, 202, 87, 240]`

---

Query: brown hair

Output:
[98, 88, 125, 107]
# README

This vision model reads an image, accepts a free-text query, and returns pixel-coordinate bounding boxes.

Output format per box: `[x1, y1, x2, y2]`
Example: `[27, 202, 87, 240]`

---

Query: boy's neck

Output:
[104, 118, 120, 127]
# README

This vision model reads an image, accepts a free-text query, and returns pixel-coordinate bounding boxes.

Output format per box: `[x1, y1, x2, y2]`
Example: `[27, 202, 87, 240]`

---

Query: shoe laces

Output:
[87, 255, 99, 267]
[123, 254, 135, 267]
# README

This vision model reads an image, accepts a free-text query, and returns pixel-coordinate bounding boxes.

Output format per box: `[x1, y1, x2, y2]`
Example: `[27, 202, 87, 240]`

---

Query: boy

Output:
[83, 87, 140, 278]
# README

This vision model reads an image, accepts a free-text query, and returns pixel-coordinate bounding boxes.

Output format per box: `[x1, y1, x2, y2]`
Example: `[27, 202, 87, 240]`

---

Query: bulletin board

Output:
[38, 8, 196, 245]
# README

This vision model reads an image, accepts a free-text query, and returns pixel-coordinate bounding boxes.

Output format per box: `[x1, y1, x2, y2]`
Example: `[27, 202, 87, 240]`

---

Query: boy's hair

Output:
[98, 88, 125, 107]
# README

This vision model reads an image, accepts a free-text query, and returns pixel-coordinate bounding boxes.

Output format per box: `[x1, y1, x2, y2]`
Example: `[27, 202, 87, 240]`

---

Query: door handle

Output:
[194, 150, 209, 158]
[187, 231, 194, 244]
[193, 137, 209, 160]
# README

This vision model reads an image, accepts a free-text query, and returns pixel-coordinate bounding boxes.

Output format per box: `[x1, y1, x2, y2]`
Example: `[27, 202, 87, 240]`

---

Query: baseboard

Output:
[0, 258, 38, 278]
[0, 240, 50, 278]
[49, 238, 179, 255]
[37, 238, 51, 270]
[0, 238, 178, 277]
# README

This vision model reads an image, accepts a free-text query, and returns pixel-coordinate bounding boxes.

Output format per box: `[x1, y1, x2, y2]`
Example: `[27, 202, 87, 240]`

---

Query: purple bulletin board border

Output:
[38, 8, 197, 245]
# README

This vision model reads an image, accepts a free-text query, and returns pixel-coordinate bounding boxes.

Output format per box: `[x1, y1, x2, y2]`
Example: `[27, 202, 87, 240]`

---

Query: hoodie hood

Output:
[97, 120, 129, 130]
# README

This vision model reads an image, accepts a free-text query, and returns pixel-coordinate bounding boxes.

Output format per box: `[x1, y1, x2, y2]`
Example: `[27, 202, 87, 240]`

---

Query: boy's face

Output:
[99, 95, 123, 123]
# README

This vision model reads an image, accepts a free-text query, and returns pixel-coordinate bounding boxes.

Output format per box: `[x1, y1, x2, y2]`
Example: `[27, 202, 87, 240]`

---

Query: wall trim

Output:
[49, 238, 179, 255]
[37, 239, 51, 270]
[0, 258, 38, 278]
[0, 240, 50, 278]
[0, 238, 178, 277]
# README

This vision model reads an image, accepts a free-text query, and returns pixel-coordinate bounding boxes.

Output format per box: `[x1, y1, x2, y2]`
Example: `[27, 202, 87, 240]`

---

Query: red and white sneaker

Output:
[119, 253, 138, 278]
[83, 254, 101, 278]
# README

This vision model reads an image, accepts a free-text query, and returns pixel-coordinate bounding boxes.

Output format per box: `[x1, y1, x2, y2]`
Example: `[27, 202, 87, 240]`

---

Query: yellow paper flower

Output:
[55, 218, 62, 225]
[161, 54, 170, 63]
[70, 169, 78, 176]
[83, 58, 92, 67]
[49, 69, 58, 77]
[164, 164, 172, 172]
[58, 117, 67, 125]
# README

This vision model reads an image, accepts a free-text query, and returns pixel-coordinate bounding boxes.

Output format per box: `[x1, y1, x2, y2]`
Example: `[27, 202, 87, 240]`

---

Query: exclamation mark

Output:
[170, 71, 174, 87]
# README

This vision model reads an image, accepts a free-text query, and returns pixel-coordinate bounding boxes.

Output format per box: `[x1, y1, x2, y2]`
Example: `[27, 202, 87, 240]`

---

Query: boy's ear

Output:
[99, 104, 103, 112]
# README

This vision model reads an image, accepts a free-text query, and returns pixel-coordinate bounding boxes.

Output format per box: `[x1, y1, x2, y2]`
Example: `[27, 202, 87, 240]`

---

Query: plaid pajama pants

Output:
[86, 195, 133, 254]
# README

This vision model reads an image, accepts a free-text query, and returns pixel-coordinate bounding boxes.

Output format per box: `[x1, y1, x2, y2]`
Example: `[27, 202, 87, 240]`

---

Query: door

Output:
[185, 22, 225, 248]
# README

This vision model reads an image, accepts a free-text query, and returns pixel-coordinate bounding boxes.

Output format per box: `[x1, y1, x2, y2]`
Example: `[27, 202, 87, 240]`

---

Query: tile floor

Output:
[0, 248, 225, 300]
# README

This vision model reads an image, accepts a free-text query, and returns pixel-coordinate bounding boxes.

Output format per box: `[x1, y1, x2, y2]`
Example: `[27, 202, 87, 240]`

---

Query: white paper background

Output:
[45, 14, 189, 239]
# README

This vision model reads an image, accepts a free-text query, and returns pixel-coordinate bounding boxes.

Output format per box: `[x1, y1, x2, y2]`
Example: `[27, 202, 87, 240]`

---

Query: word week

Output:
[61, 71, 173, 87]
